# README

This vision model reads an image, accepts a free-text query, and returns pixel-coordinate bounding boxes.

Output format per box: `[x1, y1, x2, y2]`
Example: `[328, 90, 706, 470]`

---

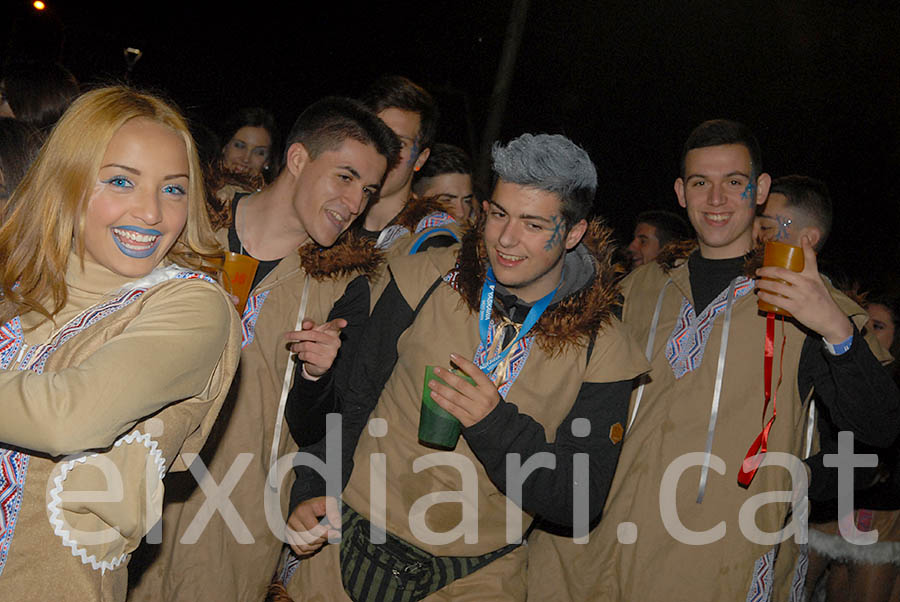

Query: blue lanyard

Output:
[477, 267, 558, 376]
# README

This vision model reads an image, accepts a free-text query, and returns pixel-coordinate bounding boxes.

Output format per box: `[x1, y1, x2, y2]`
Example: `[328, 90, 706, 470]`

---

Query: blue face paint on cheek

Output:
[407, 139, 420, 166]
[545, 215, 564, 251]
[741, 180, 756, 206]
[773, 214, 792, 242]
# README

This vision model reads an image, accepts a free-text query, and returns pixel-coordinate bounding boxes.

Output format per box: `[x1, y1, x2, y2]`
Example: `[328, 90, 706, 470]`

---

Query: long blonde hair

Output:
[0, 86, 223, 325]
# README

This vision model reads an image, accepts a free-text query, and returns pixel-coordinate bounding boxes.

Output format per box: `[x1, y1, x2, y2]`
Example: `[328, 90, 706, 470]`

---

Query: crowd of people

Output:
[0, 63, 898, 602]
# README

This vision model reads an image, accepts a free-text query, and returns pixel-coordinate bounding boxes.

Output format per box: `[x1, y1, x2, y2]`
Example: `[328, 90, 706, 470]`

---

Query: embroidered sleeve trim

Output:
[46, 430, 166, 574]
[745, 546, 775, 602]
[0, 451, 29, 577]
[241, 290, 271, 349]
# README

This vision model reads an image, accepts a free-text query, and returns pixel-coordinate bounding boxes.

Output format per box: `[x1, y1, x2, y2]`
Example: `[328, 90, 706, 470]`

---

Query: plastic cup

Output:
[222, 251, 259, 313]
[757, 240, 805, 317]
[419, 365, 476, 450]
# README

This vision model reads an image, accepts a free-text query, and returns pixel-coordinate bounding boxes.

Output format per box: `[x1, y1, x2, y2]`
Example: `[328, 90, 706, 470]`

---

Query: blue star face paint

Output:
[758, 213, 793, 244]
[773, 213, 792, 242]
[544, 215, 565, 251]
[741, 179, 757, 207]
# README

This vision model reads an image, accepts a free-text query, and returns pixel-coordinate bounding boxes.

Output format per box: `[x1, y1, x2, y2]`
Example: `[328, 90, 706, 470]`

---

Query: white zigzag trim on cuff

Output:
[808, 526, 900, 565]
[47, 430, 167, 574]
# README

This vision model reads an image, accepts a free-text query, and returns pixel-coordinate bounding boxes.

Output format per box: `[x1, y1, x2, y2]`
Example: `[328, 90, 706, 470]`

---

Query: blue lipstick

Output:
[111, 225, 163, 259]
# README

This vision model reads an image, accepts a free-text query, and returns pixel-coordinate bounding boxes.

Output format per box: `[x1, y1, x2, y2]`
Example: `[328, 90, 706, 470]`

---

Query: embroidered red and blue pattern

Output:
[0, 316, 28, 577]
[0, 317, 23, 369]
[0, 451, 28, 576]
[174, 272, 216, 285]
[442, 268, 460, 290]
[665, 277, 753, 379]
[746, 547, 775, 602]
[414, 211, 455, 233]
[21, 288, 147, 374]
[473, 322, 534, 397]
[444, 266, 534, 396]
[241, 290, 271, 348]
[789, 544, 808, 602]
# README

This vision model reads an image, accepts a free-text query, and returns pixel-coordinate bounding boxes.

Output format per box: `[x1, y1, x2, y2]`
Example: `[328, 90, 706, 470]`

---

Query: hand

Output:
[284, 319, 347, 378]
[285, 496, 341, 556]
[429, 354, 501, 427]
[756, 236, 853, 343]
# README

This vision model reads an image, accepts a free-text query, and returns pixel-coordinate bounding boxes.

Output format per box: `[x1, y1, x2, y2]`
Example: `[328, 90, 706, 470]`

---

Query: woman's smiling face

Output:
[82, 118, 190, 278]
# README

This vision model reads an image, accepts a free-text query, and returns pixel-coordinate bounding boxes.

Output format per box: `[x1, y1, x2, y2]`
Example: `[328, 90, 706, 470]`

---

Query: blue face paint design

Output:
[773, 213, 792, 241]
[407, 138, 420, 166]
[111, 225, 163, 259]
[741, 179, 756, 206]
[544, 215, 565, 251]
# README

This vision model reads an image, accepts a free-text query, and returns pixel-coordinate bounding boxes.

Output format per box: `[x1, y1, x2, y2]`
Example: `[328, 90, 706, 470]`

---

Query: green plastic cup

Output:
[419, 365, 476, 450]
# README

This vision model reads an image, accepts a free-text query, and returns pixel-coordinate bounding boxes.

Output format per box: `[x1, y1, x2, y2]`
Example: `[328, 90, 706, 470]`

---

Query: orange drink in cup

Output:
[222, 251, 259, 313]
[758, 241, 804, 317]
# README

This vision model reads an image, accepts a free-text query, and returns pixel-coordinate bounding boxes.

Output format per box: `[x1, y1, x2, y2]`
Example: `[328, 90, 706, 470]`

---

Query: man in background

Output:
[626, 209, 692, 270]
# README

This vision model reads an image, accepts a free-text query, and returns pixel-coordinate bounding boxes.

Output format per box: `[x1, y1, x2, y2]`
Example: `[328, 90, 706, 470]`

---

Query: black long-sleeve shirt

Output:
[283, 274, 370, 448]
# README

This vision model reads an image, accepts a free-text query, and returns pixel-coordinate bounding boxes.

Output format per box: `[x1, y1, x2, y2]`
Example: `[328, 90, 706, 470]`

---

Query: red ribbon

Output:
[738, 312, 785, 487]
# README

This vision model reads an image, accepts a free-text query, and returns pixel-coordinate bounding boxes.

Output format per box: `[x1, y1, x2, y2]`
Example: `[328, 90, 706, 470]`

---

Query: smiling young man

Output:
[533, 120, 900, 601]
[129, 97, 400, 602]
[278, 133, 648, 601]
[357, 76, 438, 244]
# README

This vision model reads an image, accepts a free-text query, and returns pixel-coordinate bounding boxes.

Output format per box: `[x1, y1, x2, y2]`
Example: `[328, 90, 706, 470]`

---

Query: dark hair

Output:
[284, 96, 401, 172]
[362, 75, 439, 150]
[635, 209, 693, 248]
[220, 106, 280, 180]
[1, 61, 79, 132]
[411, 143, 471, 195]
[190, 119, 222, 170]
[681, 119, 763, 183]
[768, 174, 833, 251]
[0, 118, 40, 209]
[865, 293, 900, 359]
[492, 133, 597, 227]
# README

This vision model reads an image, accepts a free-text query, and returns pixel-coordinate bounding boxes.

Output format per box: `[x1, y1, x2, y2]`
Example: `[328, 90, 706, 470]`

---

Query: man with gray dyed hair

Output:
[282, 132, 648, 600]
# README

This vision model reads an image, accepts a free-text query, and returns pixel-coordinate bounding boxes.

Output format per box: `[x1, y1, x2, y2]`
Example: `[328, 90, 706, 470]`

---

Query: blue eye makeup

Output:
[103, 176, 134, 188]
[162, 184, 186, 195]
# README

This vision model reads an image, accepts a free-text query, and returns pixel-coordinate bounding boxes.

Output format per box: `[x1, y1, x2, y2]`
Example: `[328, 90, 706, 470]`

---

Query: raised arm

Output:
[0, 280, 234, 456]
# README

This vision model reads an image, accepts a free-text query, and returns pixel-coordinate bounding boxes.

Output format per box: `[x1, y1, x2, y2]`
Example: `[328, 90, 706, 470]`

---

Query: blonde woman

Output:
[0, 86, 240, 600]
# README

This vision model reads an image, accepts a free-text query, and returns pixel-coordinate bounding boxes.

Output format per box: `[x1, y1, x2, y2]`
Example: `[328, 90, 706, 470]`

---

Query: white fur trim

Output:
[46, 430, 166, 574]
[808, 526, 900, 565]
[111, 264, 206, 297]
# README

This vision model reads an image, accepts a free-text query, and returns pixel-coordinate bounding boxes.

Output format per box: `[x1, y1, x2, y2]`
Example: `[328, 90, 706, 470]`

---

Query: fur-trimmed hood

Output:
[451, 218, 622, 355]
[655, 238, 762, 279]
[298, 230, 384, 281]
[654, 238, 698, 273]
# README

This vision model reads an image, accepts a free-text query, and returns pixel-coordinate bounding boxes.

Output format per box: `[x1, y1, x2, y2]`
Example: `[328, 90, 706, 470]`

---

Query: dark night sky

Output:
[5, 0, 900, 290]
